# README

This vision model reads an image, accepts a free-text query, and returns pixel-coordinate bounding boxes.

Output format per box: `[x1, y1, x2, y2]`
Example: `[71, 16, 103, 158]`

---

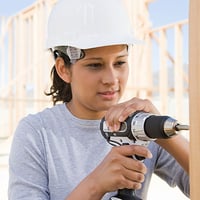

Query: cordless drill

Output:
[100, 111, 189, 200]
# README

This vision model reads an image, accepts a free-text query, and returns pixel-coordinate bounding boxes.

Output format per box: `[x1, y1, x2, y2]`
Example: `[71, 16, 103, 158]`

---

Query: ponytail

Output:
[45, 50, 72, 105]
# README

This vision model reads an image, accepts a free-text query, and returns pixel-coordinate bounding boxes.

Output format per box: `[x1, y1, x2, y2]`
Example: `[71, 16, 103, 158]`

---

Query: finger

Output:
[119, 98, 160, 122]
[104, 98, 141, 130]
[116, 170, 144, 190]
[104, 100, 135, 131]
[114, 173, 143, 190]
[123, 157, 148, 174]
[104, 115, 121, 132]
[111, 146, 149, 174]
[124, 168, 146, 183]
[117, 145, 153, 159]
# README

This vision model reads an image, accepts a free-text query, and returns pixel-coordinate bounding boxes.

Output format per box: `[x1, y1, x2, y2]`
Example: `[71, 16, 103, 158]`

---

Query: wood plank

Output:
[189, 0, 200, 199]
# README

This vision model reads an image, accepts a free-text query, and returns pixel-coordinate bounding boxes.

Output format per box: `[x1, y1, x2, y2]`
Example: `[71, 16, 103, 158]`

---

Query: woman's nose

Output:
[101, 66, 119, 85]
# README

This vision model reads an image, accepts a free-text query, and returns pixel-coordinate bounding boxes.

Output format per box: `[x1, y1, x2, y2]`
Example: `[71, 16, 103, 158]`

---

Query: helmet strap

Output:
[66, 46, 83, 64]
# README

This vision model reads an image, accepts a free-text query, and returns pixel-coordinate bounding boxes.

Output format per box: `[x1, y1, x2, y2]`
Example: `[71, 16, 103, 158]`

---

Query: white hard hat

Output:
[46, 0, 139, 49]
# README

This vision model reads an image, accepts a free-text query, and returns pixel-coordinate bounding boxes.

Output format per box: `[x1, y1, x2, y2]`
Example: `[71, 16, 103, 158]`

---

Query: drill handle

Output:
[110, 188, 142, 200]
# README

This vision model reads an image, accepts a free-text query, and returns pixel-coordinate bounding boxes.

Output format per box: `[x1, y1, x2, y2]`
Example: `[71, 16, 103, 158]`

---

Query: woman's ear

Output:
[55, 57, 71, 83]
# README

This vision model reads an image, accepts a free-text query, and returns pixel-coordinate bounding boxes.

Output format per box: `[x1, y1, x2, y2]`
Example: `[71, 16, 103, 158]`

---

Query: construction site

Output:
[1, 0, 199, 199]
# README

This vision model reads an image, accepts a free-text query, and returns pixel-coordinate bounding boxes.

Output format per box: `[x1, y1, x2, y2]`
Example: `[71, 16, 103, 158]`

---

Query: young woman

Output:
[8, 0, 189, 200]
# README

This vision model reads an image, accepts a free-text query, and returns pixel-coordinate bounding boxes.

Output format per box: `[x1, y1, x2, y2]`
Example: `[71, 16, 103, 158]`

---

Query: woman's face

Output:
[66, 45, 129, 119]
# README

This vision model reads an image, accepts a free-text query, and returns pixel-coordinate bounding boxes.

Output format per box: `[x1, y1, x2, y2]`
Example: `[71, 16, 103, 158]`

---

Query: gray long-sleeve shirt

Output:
[8, 103, 189, 200]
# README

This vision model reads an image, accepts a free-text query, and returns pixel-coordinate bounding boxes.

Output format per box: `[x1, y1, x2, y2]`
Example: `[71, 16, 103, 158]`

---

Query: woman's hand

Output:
[88, 144, 152, 195]
[66, 144, 152, 200]
[104, 97, 160, 132]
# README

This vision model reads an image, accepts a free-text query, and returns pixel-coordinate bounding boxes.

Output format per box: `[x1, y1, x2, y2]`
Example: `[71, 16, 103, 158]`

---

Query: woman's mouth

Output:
[98, 90, 118, 100]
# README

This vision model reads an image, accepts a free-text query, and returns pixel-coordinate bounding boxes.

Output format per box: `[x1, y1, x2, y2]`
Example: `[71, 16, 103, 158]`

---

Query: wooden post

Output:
[174, 24, 183, 119]
[189, 0, 200, 199]
[159, 29, 168, 114]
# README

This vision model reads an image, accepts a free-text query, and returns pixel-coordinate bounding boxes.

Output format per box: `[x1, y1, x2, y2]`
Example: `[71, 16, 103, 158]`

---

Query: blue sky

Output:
[0, 0, 189, 28]
[0, 0, 36, 16]
[149, 0, 189, 27]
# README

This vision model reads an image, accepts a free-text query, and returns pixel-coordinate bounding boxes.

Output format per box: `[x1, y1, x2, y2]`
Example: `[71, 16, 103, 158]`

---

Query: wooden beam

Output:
[189, 0, 200, 199]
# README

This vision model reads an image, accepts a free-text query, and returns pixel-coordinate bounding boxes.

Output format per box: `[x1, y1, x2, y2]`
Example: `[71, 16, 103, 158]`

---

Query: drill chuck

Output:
[134, 112, 185, 140]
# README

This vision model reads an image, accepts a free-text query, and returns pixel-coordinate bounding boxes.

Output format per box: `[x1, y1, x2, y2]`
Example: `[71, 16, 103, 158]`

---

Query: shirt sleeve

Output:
[154, 143, 190, 198]
[8, 116, 50, 200]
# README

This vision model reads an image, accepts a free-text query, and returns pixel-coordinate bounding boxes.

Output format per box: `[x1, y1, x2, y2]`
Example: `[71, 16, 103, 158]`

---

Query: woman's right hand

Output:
[88, 144, 152, 196]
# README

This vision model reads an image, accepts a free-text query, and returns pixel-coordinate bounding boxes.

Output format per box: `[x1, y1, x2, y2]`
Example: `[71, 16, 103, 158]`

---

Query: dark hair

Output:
[45, 50, 72, 105]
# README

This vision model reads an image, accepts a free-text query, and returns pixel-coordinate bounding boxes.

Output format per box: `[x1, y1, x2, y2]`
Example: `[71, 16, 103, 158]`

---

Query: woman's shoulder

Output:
[12, 104, 67, 144]
[17, 103, 66, 131]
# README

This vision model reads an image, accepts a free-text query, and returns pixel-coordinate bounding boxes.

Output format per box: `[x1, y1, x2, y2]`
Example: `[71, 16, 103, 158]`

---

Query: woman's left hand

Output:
[104, 97, 160, 132]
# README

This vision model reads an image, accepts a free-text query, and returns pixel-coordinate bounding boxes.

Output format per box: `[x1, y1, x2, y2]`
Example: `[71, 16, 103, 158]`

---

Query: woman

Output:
[8, 0, 189, 199]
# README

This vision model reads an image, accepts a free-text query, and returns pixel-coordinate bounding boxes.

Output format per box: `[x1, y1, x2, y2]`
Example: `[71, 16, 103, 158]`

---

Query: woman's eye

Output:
[87, 63, 102, 69]
[114, 61, 126, 66]
[85, 61, 127, 69]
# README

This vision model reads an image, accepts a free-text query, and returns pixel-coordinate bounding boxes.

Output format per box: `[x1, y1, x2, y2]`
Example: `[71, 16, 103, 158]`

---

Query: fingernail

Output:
[148, 152, 153, 158]
[113, 124, 119, 132]
[109, 126, 113, 132]
[119, 116, 124, 122]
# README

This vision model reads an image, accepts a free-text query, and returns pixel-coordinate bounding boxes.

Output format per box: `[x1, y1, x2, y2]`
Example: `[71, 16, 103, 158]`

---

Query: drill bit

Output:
[175, 124, 190, 131]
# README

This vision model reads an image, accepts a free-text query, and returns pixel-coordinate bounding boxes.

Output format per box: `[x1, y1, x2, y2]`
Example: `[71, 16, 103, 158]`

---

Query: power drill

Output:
[100, 111, 189, 200]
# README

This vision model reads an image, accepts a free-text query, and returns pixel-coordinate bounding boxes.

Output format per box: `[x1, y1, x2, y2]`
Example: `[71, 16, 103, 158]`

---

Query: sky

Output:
[149, 0, 189, 27]
[0, 0, 189, 27]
